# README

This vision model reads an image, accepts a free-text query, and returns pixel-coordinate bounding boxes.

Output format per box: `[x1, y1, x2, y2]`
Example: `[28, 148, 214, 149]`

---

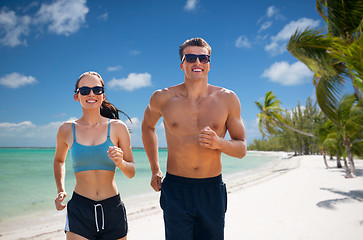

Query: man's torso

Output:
[160, 84, 231, 178]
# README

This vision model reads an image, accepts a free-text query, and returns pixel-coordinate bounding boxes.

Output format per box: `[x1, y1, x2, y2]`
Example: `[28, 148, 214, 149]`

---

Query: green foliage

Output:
[251, 96, 323, 154]
[250, 94, 363, 161]
[285, 0, 363, 175]
[247, 137, 285, 152]
[288, 0, 363, 120]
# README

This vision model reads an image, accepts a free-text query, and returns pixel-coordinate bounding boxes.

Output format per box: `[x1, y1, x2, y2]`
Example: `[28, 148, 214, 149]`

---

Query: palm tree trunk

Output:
[336, 153, 342, 168]
[275, 120, 315, 138]
[344, 138, 356, 177]
[323, 150, 329, 168]
[342, 157, 351, 177]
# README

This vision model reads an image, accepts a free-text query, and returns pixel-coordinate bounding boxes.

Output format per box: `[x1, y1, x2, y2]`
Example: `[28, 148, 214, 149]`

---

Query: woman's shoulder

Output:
[109, 119, 128, 130]
[58, 121, 73, 131]
[109, 119, 130, 142]
[56, 121, 74, 141]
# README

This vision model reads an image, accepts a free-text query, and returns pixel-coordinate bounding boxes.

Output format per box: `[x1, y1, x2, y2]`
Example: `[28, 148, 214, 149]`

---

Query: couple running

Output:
[53, 37, 247, 240]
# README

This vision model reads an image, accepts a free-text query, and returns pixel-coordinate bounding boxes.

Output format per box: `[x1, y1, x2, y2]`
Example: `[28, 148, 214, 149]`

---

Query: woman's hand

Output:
[108, 146, 124, 168]
[55, 192, 67, 211]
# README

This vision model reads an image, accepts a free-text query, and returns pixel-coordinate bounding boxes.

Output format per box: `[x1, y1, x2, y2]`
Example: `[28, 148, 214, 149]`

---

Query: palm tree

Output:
[287, 0, 363, 121]
[321, 119, 344, 168]
[317, 120, 331, 168]
[255, 91, 315, 138]
[329, 94, 363, 177]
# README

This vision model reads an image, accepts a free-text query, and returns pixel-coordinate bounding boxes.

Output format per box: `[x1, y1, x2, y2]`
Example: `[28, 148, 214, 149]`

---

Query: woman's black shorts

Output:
[65, 192, 128, 240]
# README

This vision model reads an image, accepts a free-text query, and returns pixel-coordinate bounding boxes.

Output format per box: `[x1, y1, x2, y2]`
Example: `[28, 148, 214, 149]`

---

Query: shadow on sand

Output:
[316, 188, 363, 210]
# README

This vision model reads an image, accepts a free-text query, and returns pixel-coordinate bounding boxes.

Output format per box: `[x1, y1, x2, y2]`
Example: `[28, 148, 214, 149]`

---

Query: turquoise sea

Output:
[0, 148, 281, 221]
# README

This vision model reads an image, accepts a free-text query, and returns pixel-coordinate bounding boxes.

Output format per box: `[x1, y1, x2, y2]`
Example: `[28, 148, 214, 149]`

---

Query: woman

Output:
[54, 71, 135, 240]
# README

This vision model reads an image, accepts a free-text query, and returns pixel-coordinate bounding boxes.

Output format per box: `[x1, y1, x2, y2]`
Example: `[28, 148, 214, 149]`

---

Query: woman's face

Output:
[74, 74, 105, 110]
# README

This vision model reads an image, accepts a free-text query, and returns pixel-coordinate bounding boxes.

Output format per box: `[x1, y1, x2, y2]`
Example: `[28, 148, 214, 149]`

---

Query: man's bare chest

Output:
[161, 97, 228, 135]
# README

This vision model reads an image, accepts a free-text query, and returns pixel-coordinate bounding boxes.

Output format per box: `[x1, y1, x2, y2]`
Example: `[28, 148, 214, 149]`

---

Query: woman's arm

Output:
[53, 123, 71, 210]
[108, 120, 135, 179]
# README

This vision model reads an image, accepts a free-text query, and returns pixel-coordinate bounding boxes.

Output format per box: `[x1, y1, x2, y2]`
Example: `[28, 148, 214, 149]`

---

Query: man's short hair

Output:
[179, 37, 212, 61]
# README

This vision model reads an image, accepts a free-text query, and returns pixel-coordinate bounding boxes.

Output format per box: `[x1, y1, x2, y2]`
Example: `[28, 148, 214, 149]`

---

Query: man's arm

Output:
[199, 91, 247, 158]
[142, 91, 164, 191]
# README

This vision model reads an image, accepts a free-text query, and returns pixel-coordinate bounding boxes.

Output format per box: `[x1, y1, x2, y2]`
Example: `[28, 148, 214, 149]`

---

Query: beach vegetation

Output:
[285, 0, 363, 177]
[287, 0, 363, 108]
[317, 117, 341, 168]
[251, 92, 363, 177]
[255, 91, 315, 138]
[325, 94, 363, 177]
[253, 92, 322, 155]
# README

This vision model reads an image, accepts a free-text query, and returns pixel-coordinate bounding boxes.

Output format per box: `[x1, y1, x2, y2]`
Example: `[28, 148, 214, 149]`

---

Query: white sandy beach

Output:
[1, 154, 362, 240]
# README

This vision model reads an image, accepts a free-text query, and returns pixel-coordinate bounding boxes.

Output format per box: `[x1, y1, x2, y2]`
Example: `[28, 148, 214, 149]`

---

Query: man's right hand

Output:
[151, 170, 163, 192]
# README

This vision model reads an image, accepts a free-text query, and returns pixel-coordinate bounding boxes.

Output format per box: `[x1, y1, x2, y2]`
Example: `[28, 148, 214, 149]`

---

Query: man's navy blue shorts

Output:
[160, 173, 227, 240]
[65, 192, 128, 240]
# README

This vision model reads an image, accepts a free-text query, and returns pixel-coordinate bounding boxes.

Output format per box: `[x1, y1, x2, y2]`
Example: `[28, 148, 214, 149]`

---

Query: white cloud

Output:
[265, 18, 320, 56]
[258, 21, 272, 33]
[98, 12, 108, 21]
[108, 73, 152, 91]
[35, 0, 89, 36]
[125, 117, 140, 130]
[262, 61, 313, 86]
[267, 6, 278, 18]
[0, 0, 88, 47]
[257, 6, 283, 33]
[0, 8, 31, 47]
[264, 41, 285, 55]
[130, 50, 141, 56]
[235, 35, 251, 48]
[272, 18, 320, 42]
[0, 121, 35, 129]
[107, 65, 122, 72]
[0, 72, 37, 88]
[185, 0, 198, 11]
[0, 118, 78, 147]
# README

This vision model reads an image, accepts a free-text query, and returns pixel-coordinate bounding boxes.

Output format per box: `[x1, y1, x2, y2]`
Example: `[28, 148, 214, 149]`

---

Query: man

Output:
[142, 37, 247, 239]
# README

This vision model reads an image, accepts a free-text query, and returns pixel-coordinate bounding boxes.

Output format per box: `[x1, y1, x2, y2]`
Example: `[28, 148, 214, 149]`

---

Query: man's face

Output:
[180, 46, 211, 81]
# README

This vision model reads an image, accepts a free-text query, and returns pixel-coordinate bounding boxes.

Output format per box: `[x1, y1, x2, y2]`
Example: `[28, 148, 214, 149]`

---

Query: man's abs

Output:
[165, 143, 222, 178]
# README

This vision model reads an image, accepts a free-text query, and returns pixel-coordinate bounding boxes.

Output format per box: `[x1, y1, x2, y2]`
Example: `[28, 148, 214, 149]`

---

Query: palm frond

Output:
[287, 28, 337, 77]
[316, 74, 345, 125]
[254, 101, 264, 112]
[324, 0, 363, 38]
[330, 37, 363, 88]
[316, 0, 328, 22]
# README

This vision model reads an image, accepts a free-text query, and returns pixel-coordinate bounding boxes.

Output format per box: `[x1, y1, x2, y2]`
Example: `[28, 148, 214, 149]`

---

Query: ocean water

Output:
[0, 148, 281, 221]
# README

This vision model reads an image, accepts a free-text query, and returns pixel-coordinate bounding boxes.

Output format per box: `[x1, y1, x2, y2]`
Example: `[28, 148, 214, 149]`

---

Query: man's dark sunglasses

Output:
[182, 54, 210, 64]
[76, 86, 104, 95]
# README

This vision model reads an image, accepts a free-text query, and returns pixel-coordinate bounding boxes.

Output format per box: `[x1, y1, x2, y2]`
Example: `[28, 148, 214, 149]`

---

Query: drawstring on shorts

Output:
[94, 204, 105, 232]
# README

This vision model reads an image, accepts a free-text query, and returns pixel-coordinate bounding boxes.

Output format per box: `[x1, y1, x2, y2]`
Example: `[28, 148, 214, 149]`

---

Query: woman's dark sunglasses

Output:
[182, 54, 210, 64]
[76, 86, 104, 95]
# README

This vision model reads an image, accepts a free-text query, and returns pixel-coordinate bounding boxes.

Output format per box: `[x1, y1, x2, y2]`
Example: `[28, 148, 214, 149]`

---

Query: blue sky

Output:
[0, 0, 322, 147]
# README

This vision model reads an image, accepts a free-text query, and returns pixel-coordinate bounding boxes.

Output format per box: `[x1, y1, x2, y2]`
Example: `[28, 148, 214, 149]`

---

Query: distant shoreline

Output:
[0, 147, 168, 150]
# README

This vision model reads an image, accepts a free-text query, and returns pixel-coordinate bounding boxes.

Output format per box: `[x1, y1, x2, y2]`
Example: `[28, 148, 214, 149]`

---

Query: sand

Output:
[1, 154, 362, 240]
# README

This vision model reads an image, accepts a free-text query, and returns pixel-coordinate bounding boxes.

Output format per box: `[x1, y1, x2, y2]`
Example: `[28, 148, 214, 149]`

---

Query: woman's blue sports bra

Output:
[70, 120, 116, 173]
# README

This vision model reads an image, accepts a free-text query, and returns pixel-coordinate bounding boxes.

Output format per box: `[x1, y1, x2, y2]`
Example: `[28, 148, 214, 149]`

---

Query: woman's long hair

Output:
[75, 71, 131, 122]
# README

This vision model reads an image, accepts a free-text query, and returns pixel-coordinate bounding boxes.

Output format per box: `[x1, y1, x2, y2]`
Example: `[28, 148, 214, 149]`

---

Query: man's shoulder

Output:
[152, 84, 182, 98]
[149, 84, 182, 109]
[209, 85, 237, 97]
